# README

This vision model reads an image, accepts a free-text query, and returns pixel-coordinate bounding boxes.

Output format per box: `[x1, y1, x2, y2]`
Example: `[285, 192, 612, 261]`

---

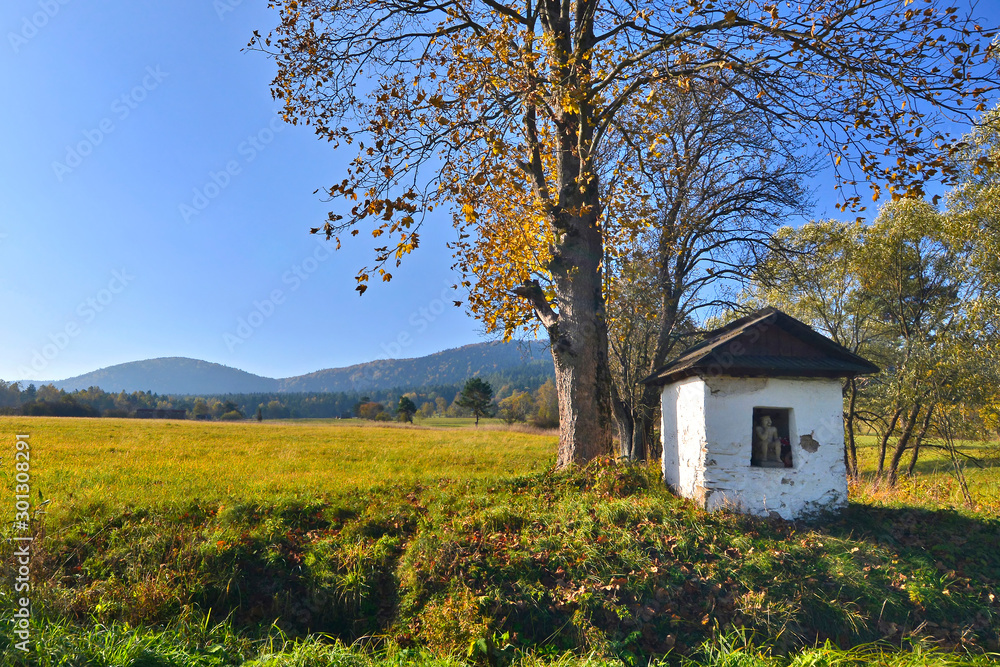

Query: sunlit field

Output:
[852, 434, 1000, 514]
[0, 416, 556, 520]
[1, 417, 998, 666]
[5, 416, 998, 519]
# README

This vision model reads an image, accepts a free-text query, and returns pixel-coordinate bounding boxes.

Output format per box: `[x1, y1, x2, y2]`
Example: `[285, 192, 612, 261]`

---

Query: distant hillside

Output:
[30, 341, 553, 396]
[278, 341, 552, 393]
[51, 358, 280, 394]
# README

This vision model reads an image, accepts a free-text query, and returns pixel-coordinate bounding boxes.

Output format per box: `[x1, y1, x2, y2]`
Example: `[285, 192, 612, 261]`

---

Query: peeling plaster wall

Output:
[660, 375, 847, 520]
[660, 377, 707, 497]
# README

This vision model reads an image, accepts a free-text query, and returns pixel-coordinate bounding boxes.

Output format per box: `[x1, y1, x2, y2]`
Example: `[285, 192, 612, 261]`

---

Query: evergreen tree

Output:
[456, 378, 495, 427]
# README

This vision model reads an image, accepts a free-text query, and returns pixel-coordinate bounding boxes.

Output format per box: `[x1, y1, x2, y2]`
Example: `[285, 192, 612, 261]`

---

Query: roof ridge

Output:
[641, 308, 879, 385]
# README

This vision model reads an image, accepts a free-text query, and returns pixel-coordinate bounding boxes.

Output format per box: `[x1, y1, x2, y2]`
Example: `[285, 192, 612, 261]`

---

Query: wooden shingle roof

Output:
[640, 307, 879, 386]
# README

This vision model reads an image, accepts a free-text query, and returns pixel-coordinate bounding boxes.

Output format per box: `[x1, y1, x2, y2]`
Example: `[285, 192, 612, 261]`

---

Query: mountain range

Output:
[23, 341, 554, 395]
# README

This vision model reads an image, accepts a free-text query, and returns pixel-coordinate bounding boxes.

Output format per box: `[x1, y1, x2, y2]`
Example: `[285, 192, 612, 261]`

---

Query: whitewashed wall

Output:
[660, 375, 847, 520]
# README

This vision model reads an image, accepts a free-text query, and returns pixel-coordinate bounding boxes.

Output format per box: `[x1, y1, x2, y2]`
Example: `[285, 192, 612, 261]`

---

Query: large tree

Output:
[254, 0, 997, 465]
[948, 103, 1000, 439]
[606, 81, 812, 461]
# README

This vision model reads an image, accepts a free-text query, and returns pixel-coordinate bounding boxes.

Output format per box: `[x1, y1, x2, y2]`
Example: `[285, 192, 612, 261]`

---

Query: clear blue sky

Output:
[2, 1, 997, 383]
[1, 1, 485, 382]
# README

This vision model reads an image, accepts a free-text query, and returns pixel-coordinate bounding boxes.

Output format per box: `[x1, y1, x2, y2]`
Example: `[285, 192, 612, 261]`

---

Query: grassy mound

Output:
[4, 461, 998, 665]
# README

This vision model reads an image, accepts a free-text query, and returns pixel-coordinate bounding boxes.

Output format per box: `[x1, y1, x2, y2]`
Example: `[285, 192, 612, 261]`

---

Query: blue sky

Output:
[2, 1, 998, 383]
[1, 1, 483, 382]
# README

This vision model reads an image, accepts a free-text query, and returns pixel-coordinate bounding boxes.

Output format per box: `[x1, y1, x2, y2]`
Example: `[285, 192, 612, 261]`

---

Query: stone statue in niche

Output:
[754, 415, 784, 467]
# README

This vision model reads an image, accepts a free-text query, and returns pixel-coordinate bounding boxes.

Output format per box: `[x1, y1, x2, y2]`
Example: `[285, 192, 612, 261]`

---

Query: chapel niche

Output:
[751, 407, 792, 468]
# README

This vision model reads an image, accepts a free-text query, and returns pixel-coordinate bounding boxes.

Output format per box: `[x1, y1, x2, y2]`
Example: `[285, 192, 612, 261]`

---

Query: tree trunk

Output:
[549, 300, 614, 466]
[635, 383, 661, 460]
[611, 384, 636, 459]
[886, 403, 921, 486]
[524, 200, 613, 467]
[876, 407, 902, 479]
[906, 403, 935, 477]
[645, 412, 661, 461]
[844, 377, 860, 479]
[625, 292, 680, 463]
[631, 418, 648, 462]
[512, 8, 612, 467]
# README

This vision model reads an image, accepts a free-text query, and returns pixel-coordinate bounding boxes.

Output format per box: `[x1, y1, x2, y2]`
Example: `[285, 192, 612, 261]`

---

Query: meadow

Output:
[851, 435, 1000, 515]
[1, 416, 998, 667]
[0, 417, 555, 520]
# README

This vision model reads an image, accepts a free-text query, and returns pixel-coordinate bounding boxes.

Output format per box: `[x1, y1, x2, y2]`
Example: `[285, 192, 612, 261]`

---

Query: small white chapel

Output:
[642, 307, 879, 520]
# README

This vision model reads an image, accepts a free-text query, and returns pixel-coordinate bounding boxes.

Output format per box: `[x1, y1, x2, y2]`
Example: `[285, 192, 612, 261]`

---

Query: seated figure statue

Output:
[754, 415, 781, 464]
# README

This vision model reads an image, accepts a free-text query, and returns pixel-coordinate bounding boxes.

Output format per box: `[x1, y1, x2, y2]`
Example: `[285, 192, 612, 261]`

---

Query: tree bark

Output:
[549, 216, 613, 466]
[511, 0, 612, 467]
[518, 206, 614, 466]
[634, 384, 661, 460]
[611, 383, 636, 459]
[876, 406, 902, 479]
[887, 403, 921, 486]
[844, 377, 860, 479]
[906, 403, 935, 477]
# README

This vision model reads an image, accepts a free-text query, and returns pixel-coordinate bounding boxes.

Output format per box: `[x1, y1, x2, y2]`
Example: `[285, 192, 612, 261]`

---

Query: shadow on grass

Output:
[827, 503, 999, 583]
[807, 503, 1000, 647]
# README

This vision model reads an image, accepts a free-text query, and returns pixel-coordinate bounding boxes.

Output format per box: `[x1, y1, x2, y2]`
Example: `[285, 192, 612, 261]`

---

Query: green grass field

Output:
[1, 416, 998, 667]
[0, 416, 555, 520]
[851, 435, 1000, 514]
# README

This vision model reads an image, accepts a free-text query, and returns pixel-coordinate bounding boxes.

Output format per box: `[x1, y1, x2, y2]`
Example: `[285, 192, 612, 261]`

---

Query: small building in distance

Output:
[642, 307, 878, 520]
[135, 408, 187, 420]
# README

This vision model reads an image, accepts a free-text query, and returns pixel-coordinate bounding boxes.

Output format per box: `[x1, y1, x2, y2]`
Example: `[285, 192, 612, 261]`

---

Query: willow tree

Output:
[253, 0, 997, 466]
[949, 103, 1000, 438]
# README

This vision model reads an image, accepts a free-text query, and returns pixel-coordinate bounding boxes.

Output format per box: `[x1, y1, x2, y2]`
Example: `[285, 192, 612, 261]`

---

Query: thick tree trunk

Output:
[549, 294, 614, 466]
[520, 200, 614, 467]
[514, 5, 612, 467]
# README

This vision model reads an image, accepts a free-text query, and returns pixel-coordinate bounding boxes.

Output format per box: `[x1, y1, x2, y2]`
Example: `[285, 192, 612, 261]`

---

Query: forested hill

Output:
[33, 341, 553, 395]
[278, 341, 552, 393]
[47, 357, 280, 395]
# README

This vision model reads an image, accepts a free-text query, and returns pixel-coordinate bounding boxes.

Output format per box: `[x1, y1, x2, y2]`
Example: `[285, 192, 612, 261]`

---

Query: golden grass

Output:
[5, 415, 996, 521]
[851, 434, 1000, 514]
[0, 416, 556, 518]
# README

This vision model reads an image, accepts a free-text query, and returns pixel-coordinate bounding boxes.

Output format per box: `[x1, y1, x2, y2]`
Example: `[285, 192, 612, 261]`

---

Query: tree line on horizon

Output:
[0, 367, 556, 422]
[351, 376, 560, 428]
